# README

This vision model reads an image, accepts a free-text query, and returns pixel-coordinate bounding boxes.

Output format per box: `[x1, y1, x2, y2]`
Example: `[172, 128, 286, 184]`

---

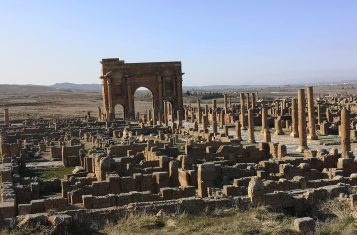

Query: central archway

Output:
[133, 87, 154, 120]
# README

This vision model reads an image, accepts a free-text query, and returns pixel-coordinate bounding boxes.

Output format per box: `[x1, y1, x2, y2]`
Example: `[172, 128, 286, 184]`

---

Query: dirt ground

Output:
[1, 84, 355, 155]
[1, 82, 356, 121]
[0, 86, 152, 120]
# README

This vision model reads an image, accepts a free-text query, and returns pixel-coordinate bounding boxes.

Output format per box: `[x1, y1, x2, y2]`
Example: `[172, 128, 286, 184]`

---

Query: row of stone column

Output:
[126, 86, 352, 158]
[197, 92, 258, 115]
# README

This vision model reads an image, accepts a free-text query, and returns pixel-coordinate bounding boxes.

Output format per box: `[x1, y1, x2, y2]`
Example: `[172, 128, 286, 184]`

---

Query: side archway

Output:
[113, 104, 125, 120]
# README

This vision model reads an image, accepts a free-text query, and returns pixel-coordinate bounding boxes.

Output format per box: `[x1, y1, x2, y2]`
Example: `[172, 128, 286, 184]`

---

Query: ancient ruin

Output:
[0, 60, 357, 234]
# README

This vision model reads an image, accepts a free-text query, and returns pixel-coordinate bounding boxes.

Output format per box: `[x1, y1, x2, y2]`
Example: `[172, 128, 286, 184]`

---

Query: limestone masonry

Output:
[1, 59, 357, 233]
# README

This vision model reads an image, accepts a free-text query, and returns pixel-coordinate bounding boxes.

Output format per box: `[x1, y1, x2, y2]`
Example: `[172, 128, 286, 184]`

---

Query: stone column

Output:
[205, 112, 209, 127]
[127, 84, 135, 119]
[285, 120, 290, 132]
[261, 107, 267, 133]
[168, 103, 172, 122]
[4, 108, 9, 125]
[235, 122, 242, 140]
[193, 121, 198, 131]
[158, 111, 163, 125]
[177, 110, 183, 127]
[212, 112, 218, 134]
[263, 128, 271, 143]
[274, 116, 284, 135]
[202, 115, 208, 130]
[152, 108, 157, 125]
[220, 110, 225, 128]
[212, 99, 217, 110]
[282, 99, 286, 109]
[190, 110, 195, 123]
[317, 104, 322, 124]
[290, 98, 298, 137]
[341, 108, 351, 158]
[326, 108, 332, 123]
[251, 93, 256, 109]
[307, 86, 317, 140]
[280, 100, 285, 116]
[248, 108, 256, 143]
[197, 99, 202, 124]
[107, 78, 114, 120]
[148, 109, 152, 122]
[176, 74, 184, 111]
[101, 76, 109, 115]
[224, 94, 228, 113]
[246, 93, 250, 110]
[163, 101, 168, 126]
[240, 93, 247, 129]
[297, 89, 308, 152]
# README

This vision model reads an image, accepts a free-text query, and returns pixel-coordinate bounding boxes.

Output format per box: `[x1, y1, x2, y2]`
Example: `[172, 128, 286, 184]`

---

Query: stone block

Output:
[293, 217, 315, 233]
[31, 199, 45, 214]
[120, 176, 135, 193]
[223, 185, 240, 196]
[18, 203, 32, 215]
[108, 174, 121, 194]
[160, 187, 174, 200]
[0, 201, 16, 218]
[82, 195, 94, 209]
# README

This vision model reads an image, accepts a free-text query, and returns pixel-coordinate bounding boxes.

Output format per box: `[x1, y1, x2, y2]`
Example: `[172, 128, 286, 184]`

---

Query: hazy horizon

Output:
[1, 1, 357, 86]
[1, 77, 357, 88]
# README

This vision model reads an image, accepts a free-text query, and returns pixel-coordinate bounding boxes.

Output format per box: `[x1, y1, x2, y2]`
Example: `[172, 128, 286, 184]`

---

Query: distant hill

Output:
[51, 83, 101, 91]
[1, 78, 356, 93]
[183, 85, 271, 91]
[50, 83, 268, 92]
[0, 84, 56, 93]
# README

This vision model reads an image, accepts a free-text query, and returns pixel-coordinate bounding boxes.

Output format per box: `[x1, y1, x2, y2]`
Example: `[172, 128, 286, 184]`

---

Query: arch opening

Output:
[134, 87, 154, 120]
[114, 104, 125, 120]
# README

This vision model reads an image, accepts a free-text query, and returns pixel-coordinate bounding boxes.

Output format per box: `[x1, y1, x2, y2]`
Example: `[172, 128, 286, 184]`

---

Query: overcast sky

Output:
[0, 0, 357, 86]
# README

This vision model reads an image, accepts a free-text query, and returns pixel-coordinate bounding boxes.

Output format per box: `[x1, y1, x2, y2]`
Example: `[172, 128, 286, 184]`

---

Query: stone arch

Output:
[100, 58, 184, 120]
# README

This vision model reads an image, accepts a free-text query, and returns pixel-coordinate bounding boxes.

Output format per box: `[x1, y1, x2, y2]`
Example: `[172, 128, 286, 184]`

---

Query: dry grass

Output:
[2, 199, 355, 234]
[98, 199, 357, 235]
[314, 199, 357, 235]
[102, 207, 297, 235]
[0, 226, 51, 235]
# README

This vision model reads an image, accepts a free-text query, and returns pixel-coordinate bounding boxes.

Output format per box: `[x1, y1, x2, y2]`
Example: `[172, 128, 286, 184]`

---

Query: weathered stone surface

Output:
[293, 217, 315, 233]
